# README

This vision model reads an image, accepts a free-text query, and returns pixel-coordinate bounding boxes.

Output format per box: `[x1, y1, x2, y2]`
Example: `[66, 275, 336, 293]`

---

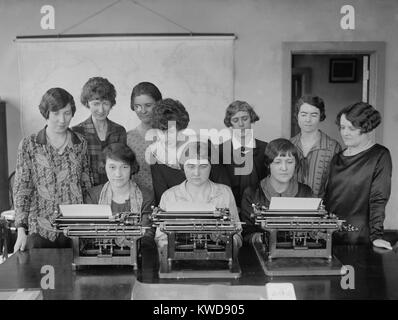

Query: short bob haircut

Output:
[295, 95, 326, 122]
[336, 102, 381, 134]
[39, 87, 76, 119]
[178, 140, 216, 170]
[130, 82, 162, 111]
[224, 100, 260, 127]
[264, 138, 300, 168]
[80, 77, 117, 108]
[151, 98, 190, 131]
[102, 143, 140, 176]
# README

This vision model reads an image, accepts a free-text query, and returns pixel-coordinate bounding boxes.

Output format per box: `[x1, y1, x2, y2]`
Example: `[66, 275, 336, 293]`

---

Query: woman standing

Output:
[325, 102, 392, 248]
[13, 88, 92, 251]
[219, 100, 268, 208]
[73, 77, 126, 186]
[290, 96, 341, 198]
[127, 82, 162, 193]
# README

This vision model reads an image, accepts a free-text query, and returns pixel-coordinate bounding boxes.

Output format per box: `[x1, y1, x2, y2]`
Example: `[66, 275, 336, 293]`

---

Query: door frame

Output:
[282, 41, 386, 142]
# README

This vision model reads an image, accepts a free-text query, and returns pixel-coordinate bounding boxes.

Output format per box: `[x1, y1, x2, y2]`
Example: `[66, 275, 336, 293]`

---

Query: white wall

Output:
[1, 0, 398, 228]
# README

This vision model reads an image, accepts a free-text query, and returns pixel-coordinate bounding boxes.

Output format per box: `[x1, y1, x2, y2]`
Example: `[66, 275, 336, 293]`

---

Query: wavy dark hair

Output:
[80, 77, 116, 107]
[264, 138, 299, 168]
[224, 100, 259, 127]
[151, 98, 190, 131]
[336, 102, 381, 134]
[130, 82, 162, 111]
[102, 143, 140, 176]
[39, 87, 76, 119]
[178, 140, 217, 170]
[295, 95, 326, 121]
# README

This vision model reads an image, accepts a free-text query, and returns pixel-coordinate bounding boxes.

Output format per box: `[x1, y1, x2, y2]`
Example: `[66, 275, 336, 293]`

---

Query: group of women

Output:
[12, 77, 393, 262]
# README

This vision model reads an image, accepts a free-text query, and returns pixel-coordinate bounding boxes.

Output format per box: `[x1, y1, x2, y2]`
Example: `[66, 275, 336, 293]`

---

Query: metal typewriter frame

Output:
[152, 208, 242, 279]
[55, 212, 145, 270]
[252, 204, 346, 276]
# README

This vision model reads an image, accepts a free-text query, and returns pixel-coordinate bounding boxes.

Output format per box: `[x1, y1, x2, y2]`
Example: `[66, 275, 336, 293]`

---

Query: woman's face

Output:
[269, 153, 296, 184]
[297, 103, 321, 134]
[47, 103, 73, 134]
[88, 98, 112, 122]
[230, 111, 252, 131]
[105, 158, 131, 189]
[339, 114, 369, 148]
[133, 94, 156, 124]
[184, 159, 211, 187]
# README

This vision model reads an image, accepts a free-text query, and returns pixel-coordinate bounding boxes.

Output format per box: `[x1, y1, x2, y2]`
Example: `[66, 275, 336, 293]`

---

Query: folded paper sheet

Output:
[132, 281, 268, 300]
[59, 204, 112, 218]
[269, 197, 322, 211]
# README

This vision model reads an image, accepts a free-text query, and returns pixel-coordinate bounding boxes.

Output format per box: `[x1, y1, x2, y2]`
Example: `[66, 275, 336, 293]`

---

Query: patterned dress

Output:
[13, 127, 93, 241]
[290, 130, 341, 198]
[72, 116, 126, 186]
[127, 128, 154, 193]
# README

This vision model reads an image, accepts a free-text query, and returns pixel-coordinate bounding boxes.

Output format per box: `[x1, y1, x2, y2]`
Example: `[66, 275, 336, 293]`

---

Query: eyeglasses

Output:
[134, 103, 155, 112]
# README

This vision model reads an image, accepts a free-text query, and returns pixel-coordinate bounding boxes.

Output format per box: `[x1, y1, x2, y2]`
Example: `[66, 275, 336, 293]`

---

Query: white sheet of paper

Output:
[269, 197, 322, 210]
[166, 201, 215, 212]
[265, 283, 296, 300]
[59, 204, 112, 218]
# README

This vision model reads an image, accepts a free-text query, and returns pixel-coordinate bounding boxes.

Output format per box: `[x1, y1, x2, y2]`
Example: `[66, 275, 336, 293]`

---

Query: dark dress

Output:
[151, 163, 231, 205]
[240, 182, 313, 241]
[218, 139, 268, 208]
[324, 144, 392, 244]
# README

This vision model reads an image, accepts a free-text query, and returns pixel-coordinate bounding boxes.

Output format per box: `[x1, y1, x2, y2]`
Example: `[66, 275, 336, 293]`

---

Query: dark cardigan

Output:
[218, 138, 268, 208]
[240, 182, 313, 240]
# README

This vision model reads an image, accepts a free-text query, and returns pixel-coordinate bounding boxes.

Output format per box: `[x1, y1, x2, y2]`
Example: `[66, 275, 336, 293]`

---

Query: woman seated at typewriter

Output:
[84, 143, 155, 248]
[13, 88, 92, 251]
[240, 138, 313, 244]
[155, 140, 242, 257]
[149, 98, 230, 205]
[324, 102, 392, 249]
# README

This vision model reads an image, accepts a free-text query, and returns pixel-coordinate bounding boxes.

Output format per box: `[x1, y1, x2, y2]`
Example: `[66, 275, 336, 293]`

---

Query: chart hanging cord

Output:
[58, 0, 194, 36]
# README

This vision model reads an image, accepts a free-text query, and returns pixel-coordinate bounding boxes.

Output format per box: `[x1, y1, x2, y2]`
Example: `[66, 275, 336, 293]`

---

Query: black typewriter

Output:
[54, 205, 145, 270]
[251, 201, 357, 276]
[151, 207, 242, 279]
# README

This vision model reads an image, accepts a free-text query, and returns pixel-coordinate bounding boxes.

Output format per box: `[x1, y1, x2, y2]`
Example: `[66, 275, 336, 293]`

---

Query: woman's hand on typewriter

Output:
[14, 227, 27, 252]
[372, 239, 393, 250]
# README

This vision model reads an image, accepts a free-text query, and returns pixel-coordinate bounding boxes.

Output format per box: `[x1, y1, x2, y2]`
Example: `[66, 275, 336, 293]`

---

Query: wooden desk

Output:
[1, 241, 398, 300]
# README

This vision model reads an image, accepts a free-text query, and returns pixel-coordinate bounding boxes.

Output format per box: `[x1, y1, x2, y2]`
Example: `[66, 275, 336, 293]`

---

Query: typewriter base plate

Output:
[71, 257, 137, 270]
[254, 243, 343, 276]
[159, 260, 241, 279]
